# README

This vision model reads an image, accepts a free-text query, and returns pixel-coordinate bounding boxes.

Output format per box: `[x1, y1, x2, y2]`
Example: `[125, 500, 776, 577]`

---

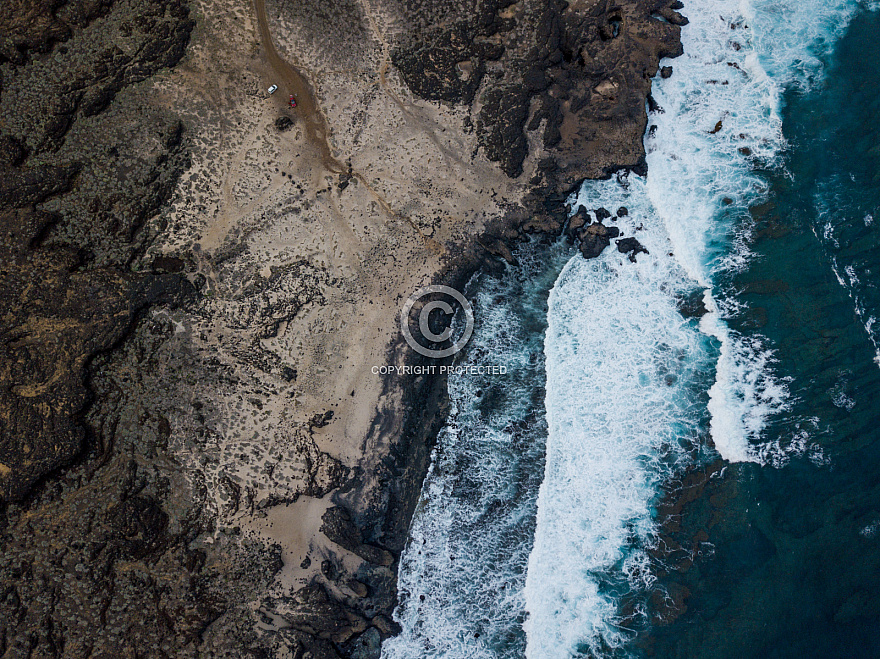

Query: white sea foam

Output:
[642, 0, 803, 463]
[524, 178, 711, 657]
[390, 1, 870, 657]
[382, 244, 570, 659]
[525, 0, 866, 655]
[639, 0, 870, 463]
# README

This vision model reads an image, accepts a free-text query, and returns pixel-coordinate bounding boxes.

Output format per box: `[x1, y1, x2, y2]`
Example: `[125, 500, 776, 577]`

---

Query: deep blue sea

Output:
[383, 2, 880, 658]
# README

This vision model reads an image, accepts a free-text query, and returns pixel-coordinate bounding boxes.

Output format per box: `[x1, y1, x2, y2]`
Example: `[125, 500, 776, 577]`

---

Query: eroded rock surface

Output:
[392, 0, 685, 185]
[0, 0, 278, 655]
[0, 0, 683, 656]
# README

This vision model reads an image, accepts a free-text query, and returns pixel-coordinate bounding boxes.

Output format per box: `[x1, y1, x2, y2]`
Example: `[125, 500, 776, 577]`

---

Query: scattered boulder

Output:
[616, 236, 650, 262]
[151, 255, 186, 273]
[647, 94, 663, 113]
[483, 237, 518, 265]
[275, 115, 294, 131]
[578, 222, 620, 259]
[310, 410, 334, 429]
[566, 207, 590, 238]
[677, 289, 709, 319]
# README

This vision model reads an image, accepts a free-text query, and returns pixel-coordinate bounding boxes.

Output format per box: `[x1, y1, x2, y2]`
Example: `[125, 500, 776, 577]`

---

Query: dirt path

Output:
[253, 0, 345, 174]
[252, 0, 440, 251]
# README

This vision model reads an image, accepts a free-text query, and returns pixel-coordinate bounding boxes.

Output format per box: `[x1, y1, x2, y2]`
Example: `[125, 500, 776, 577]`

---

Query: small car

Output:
[267, 84, 278, 95]
[289, 95, 297, 108]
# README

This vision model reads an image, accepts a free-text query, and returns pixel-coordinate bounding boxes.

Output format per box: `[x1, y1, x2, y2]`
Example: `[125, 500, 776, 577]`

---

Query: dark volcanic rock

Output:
[322, 506, 396, 566]
[0, 249, 191, 501]
[0, 0, 79, 61]
[391, 0, 686, 199]
[0, 1, 278, 657]
[677, 288, 709, 319]
[389, 0, 511, 107]
[594, 206, 612, 221]
[280, 584, 370, 643]
[578, 221, 620, 258]
[616, 236, 649, 261]
[0, 0, 194, 502]
[478, 84, 532, 177]
[567, 206, 590, 236]
[344, 626, 382, 659]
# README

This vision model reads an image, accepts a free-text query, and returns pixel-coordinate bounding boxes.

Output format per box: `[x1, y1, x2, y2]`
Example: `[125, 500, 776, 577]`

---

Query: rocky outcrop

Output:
[565, 204, 650, 260]
[676, 287, 709, 319]
[0, 0, 195, 501]
[616, 235, 649, 261]
[392, 0, 685, 192]
[0, 0, 280, 656]
[390, 0, 686, 271]
[578, 220, 620, 258]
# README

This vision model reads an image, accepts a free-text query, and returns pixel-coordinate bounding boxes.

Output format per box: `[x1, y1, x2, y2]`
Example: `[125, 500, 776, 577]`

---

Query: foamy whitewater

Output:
[523, 178, 712, 657]
[382, 244, 571, 659]
[524, 0, 871, 656]
[386, 1, 875, 658]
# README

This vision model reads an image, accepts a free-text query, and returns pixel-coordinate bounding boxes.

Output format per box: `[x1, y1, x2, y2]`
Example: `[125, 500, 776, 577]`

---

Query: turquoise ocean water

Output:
[648, 8, 880, 658]
[383, 2, 880, 658]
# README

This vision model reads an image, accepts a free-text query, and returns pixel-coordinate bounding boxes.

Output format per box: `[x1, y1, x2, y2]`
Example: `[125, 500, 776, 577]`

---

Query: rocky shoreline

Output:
[0, 0, 684, 656]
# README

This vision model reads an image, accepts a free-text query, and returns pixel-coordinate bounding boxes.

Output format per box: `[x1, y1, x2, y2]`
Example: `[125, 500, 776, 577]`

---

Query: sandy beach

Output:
[0, 0, 684, 654]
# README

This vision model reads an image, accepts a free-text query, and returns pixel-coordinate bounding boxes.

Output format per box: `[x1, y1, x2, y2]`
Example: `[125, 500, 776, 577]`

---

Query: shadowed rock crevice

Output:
[391, 0, 685, 190]
[0, 0, 281, 656]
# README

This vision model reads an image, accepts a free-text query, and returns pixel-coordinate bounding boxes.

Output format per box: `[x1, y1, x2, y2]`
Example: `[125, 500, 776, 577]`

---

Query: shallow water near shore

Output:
[381, 239, 573, 659]
[646, 7, 880, 657]
[385, 1, 880, 657]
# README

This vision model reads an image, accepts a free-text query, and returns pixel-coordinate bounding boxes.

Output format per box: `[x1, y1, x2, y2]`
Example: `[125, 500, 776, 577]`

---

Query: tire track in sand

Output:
[252, 0, 440, 251]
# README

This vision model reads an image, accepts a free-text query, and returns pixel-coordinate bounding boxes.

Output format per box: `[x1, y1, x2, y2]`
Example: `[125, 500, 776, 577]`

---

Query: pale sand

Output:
[139, 0, 540, 607]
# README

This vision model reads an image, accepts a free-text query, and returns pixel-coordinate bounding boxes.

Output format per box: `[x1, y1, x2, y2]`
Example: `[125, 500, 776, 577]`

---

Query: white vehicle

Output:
[267, 84, 278, 95]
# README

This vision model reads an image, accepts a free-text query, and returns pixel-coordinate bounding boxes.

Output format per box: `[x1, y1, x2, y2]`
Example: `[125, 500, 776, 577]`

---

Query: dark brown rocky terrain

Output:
[0, 1, 277, 656]
[0, 0, 684, 656]
[391, 0, 684, 212]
